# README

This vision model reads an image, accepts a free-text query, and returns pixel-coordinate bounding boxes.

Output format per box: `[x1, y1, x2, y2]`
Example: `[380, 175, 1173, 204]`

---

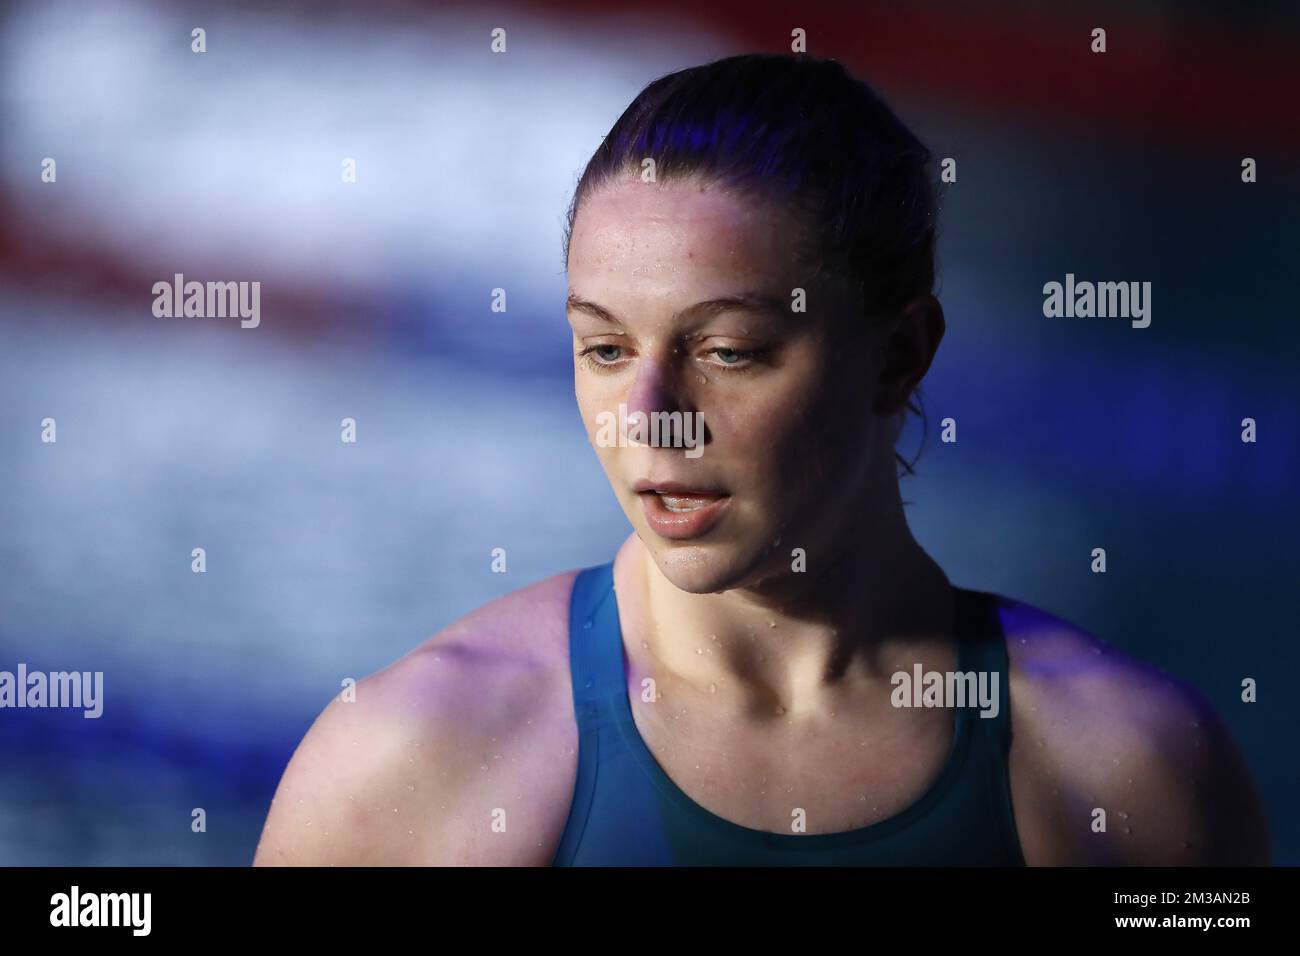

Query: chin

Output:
[639, 535, 770, 595]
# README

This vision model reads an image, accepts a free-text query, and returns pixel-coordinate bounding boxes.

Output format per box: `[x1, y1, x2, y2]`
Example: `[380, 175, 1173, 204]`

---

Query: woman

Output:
[253, 53, 1268, 866]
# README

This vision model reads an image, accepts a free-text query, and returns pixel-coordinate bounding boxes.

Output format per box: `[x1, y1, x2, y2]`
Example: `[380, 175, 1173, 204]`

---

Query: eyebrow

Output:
[565, 292, 790, 326]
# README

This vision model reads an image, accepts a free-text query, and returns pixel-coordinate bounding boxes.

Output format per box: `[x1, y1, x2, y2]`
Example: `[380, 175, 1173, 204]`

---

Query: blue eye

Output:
[582, 345, 622, 363]
[578, 344, 627, 371]
[707, 346, 766, 368]
[701, 345, 771, 371]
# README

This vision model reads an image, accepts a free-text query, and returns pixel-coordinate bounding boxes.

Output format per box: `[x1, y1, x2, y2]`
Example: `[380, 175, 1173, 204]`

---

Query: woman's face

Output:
[566, 176, 901, 595]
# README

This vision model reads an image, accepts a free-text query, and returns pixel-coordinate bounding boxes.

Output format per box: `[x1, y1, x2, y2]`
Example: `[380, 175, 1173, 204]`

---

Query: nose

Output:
[625, 353, 678, 422]
[624, 351, 696, 451]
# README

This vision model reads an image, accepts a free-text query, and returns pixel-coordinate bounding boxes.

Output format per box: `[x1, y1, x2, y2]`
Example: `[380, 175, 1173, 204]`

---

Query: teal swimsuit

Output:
[552, 562, 1027, 865]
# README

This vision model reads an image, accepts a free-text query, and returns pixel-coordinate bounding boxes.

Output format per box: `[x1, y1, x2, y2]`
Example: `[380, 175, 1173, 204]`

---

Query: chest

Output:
[625, 684, 957, 835]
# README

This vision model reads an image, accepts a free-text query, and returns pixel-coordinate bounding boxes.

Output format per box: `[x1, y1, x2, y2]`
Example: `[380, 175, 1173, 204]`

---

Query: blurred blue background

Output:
[0, 0, 1296, 865]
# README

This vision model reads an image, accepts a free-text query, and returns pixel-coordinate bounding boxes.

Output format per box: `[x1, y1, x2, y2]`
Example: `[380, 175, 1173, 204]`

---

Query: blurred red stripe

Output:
[3, 0, 1295, 319]
[552, 0, 1298, 151]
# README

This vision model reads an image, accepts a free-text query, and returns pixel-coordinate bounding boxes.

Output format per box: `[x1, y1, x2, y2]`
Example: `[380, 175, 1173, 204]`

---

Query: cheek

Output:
[574, 382, 596, 430]
[703, 383, 820, 472]
[573, 383, 624, 474]
[574, 374, 616, 432]
[701, 352, 852, 490]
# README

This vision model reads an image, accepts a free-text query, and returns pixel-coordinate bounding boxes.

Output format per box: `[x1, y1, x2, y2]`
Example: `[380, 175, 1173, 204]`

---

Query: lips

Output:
[634, 481, 730, 540]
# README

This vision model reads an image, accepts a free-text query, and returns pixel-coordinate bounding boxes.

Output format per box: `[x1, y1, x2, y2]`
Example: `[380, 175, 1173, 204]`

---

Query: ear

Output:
[872, 294, 945, 416]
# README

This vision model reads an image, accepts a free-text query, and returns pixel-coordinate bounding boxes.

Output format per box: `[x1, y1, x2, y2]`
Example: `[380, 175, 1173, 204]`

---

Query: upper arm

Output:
[1006, 604, 1270, 866]
[251, 653, 499, 866]
[252, 677, 419, 866]
[253, 571, 579, 866]
[1076, 675, 1269, 865]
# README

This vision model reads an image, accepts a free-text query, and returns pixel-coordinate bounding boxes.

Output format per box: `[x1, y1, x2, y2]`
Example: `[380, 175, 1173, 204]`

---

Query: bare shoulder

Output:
[252, 570, 581, 866]
[995, 593, 1269, 865]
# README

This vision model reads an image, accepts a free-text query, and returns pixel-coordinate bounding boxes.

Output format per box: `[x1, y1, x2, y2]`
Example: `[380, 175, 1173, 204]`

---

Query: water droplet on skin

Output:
[709, 683, 717, 694]
[1126, 778, 1132, 785]
[1117, 811, 1128, 820]
[1124, 826, 1133, 835]
[408, 785, 415, 791]
[775, 706, 786, 716]
[480, 764, 488, 771]
[768, 620, 777, 628]
[698, 375, 707, 385]
[696, 647, 704, 655]
[408, 830, 414, 836]
[710, 634, 718, 641]
[641, 641, 649, 649]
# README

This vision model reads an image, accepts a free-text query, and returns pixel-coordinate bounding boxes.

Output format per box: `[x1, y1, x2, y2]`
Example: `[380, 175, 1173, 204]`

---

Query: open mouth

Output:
[634, 482, 731, 540]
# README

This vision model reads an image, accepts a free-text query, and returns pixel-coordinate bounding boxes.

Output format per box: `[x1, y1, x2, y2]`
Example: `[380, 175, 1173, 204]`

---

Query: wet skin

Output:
[254, 178, 1269, 866]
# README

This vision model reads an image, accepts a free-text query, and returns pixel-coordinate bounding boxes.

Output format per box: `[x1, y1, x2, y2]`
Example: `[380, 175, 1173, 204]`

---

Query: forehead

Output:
[567, 177, 811, 288]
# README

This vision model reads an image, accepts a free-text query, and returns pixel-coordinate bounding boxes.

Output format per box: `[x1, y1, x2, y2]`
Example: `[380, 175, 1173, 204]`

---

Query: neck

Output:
[613, 494, 951, 717]
[615, 489, 954, 716]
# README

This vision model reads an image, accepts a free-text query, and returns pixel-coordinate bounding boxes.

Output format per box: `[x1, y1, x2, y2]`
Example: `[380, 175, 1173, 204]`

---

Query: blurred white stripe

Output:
[1, 0, 726, 297]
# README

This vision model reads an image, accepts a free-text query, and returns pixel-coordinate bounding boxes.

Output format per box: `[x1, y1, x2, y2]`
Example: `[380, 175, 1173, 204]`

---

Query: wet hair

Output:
[562, 52, 938, 478]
